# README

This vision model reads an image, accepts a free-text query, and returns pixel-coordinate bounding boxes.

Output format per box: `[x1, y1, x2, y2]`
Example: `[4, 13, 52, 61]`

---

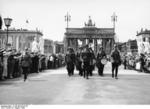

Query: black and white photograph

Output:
[0, 0, 150, 108]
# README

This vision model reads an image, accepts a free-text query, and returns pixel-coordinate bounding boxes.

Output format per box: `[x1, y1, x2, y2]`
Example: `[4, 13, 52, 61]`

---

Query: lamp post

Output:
[111, 12, 118, 44]
[111, 12, 117, 33]
[65, 12, 71, 32]
[4, 17, 12, 48]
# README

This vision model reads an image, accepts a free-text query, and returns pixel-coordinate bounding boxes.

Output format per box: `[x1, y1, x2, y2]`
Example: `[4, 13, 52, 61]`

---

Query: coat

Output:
[111, 49, 121, 65]
[21, 53, 32, 67]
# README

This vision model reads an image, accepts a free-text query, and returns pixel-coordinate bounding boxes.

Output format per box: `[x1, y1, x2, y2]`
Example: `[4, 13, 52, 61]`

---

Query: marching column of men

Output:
[65, 44, 121, 79]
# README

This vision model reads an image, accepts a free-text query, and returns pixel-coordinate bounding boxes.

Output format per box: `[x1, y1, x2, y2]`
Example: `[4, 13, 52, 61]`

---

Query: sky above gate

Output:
[0, 0, 150, 42]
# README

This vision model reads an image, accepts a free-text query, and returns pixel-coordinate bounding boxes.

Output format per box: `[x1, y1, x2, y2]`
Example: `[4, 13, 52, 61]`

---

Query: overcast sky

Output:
[0, 0, 150, 42]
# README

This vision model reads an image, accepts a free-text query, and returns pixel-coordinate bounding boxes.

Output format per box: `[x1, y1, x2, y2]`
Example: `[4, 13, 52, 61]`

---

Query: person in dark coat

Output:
[76, 48, 83, 76]
[81, 45, 91, 79]
[96, 47, 106, 76]
[21, 48, 32, 81]
[32, 52, 39, 73]
[111, 44, 121, 79]
[89, 47, 95, 76]
[140, 53, 145, 72]
[65, 48, 76, 76]
[7, 50, 15, 79]
[123, 55, 127, 69]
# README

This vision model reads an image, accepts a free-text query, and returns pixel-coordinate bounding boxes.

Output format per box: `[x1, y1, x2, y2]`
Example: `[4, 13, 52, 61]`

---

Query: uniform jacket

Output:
[65, 53, 75, 64]
[111, 49, 121, 64]
[81, 48, 91, 63]
[97, 50, 106, 60]
[21, 53, 32, 67]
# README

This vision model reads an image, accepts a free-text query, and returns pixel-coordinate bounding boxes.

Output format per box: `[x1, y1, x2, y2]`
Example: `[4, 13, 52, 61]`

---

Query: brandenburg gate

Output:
[64, 17, 115, 54]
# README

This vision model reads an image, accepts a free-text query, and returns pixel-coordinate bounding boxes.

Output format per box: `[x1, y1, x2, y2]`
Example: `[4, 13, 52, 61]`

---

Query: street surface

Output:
[0, 62, 150, 104]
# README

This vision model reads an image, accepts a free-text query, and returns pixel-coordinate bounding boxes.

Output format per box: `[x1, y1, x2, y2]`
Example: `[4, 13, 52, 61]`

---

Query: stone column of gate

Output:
[94, 38, 97, 54]
[108, 38, 112, 54]
[110, 38, 113, 53]
[103, 39, 107, 52]
[65, 38, 70, 53]
[83, 38, 86, 46]
[71, 38, 74, 48]
[73, 38, 76, 51]
[111, 38, 114, 50]
[75, 38, 78, 51]
[102, 38, 105, 51]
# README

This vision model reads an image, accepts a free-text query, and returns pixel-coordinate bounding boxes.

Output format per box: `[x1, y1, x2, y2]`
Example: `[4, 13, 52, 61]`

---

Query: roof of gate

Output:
[65, 27, 114, 35]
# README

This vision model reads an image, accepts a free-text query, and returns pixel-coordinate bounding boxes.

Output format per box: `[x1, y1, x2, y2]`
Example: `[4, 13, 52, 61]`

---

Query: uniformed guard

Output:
[88, 47, 95, 76]
[96, 47, 106, 76]
[81, 45, 91, 79]
[21, 48, 32, 81]
[76, 47, 83, 76]
[65, 48, 76, 76]
[111, 44, 121, 79]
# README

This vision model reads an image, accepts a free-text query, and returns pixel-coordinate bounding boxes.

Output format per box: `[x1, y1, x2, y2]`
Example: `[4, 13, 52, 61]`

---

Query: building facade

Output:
[126, 39, 138, 55]
[0, 28, 43, 52]
[44, 39, 54, 55]
[136, 29, 150, 54]
[64, 17, 115, 54]
[53, 41, 64, 54]
[118, 42, 127, 54]
[118, 40, 138, 56]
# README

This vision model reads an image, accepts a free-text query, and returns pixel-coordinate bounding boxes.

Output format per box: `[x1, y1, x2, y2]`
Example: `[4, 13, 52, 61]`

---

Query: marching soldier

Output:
[76, 48, 83, 76]
[96, 47, 106, 76]
[89, 47, 95, 76]
[65, 48, 76, 76]
[21, 48, 32, 81]
[111, 44, 121, 79]
[81, 45, 91, 79]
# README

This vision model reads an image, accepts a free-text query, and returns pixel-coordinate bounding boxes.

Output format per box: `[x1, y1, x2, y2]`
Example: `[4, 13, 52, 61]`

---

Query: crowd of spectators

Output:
[122, 53, 150, 73]
[0, 48, 65, 81]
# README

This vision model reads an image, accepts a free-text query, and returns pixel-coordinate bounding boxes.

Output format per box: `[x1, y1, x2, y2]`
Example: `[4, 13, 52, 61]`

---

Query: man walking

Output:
[96, 47, 106, 76]
[21, 48, 32, 82]
[111, 44, 121, 79]
[65, 48, 76, 76]
[76, 48, 83, 76]
[81, 45, 91, 79]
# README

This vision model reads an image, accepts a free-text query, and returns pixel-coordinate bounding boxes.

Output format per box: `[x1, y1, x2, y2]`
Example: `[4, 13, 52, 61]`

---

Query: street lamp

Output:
[4, 17, 12, 47]
[111, 12, 117, 33]
[65, 12, 71, 32]
[111, 12, 118, 44]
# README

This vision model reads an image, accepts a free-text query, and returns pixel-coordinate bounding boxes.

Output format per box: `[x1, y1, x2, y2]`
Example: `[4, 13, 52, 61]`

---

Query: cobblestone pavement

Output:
[0, 62, 150, 104]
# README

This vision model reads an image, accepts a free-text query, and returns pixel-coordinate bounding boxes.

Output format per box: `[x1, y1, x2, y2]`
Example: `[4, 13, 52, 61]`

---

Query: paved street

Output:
[0, 62, 150, 104]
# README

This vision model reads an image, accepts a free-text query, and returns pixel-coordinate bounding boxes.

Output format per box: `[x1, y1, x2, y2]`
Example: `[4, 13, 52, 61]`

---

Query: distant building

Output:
[118, 39, 138, 55]
[136, 29, 150, 54]
[126, 39, 138, 55]
[64, 16, 115, 54]
[118, 42, 127, 55]
[0, 28, 43, 52]
[44, 39, 53, 55]
[53, 41, 64, 54]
